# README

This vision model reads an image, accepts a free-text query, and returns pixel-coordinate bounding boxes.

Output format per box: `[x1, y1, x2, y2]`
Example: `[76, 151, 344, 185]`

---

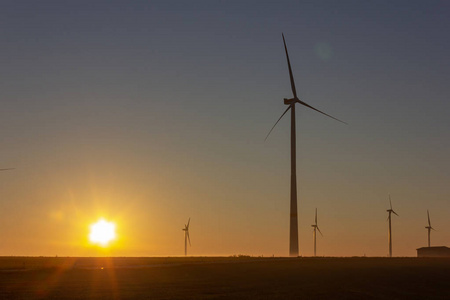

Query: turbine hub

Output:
[284, 98, 296, 105]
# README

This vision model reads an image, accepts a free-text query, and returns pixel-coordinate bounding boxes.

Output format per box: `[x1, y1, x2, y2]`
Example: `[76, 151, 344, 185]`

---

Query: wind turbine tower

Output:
[182, 218, 191, 256]
[311, 208, 323, 257]
[265, 34, 346, 257]
[386, 196, 399, 257]
[425, 210, 435, 247]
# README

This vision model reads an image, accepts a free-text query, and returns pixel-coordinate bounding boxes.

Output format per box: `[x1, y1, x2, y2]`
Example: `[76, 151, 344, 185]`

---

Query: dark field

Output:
[0, 257, 449, 299]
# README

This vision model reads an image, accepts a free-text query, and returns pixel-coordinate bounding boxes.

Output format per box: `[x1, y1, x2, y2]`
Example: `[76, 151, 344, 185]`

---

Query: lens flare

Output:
[315, 42, 333, 61]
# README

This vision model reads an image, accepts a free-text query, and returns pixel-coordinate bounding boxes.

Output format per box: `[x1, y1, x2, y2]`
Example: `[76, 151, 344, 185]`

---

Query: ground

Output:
[0, 257, 449, 299]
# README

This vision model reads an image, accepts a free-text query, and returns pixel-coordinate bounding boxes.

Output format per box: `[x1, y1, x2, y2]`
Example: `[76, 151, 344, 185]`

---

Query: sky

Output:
[0, 0, 449, 257]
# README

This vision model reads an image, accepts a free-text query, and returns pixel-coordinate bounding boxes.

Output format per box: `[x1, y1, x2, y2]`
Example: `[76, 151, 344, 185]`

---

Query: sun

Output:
[89, 218, 116, 246]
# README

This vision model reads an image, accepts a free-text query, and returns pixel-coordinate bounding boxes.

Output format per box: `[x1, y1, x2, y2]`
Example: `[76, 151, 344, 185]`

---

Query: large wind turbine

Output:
[311, 208, 323, 257]
[182, 218, 191, 256]
[425, 210, 435, 247]
[265, 34, 346, 257]
[386, 196, 399, 257]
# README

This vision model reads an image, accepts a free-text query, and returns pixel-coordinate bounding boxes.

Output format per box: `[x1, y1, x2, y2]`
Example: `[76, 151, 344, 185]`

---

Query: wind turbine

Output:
[265, 34, 346, 257]
[311, 208, 323, 257]
[425, 210, 435, 247]
[386, 196, 399, 257]
[182, 218, 191, 256]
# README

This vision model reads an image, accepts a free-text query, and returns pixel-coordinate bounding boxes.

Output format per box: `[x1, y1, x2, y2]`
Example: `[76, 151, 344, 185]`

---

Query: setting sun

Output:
[89, 219, 116, 247]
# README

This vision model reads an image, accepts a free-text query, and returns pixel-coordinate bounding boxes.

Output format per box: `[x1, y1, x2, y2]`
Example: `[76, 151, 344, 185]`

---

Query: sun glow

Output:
[89, 219, 116, 246]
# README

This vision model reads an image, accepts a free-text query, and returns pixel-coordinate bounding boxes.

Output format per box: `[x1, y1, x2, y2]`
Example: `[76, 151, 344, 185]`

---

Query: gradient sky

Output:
[0, 1, 449, 257]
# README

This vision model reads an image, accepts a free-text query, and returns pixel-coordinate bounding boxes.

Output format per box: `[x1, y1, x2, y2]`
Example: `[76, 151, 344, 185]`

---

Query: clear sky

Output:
[0, 0, 449, 257]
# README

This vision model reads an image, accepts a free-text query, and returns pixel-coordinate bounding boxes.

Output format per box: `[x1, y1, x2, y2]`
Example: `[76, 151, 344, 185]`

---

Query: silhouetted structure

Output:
[386, 196, 399, 258]
[182, 218, 191, 256]
[417, 246, 450, 257]
[311, 208, 323, 257]
[425, 210, 436, 247]
[265, 34, 346, 257]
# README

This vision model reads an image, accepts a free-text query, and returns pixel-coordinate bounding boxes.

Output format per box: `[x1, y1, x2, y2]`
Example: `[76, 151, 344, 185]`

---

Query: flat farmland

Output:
[0, 257, 449, 299]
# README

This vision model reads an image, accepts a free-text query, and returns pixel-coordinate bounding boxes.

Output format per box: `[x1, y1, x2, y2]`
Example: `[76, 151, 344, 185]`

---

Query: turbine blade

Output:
[427, 210, 431, 226]
[296, 100, 347, 124]
[315, 208, 317, 225]
[282, 33, 297, 99]
[392, 210, 399, 217]
[264, 105, 291, 141]
[187, 231, 191, 246]
[317, 227, 323, 236]
[389, 196, 392, 210]
[187, 218, 190, 229]
[0, 168, 14, 171]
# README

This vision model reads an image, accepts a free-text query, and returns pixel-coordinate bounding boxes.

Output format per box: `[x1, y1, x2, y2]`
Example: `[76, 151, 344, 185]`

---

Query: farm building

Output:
[416, 246, 450, 257]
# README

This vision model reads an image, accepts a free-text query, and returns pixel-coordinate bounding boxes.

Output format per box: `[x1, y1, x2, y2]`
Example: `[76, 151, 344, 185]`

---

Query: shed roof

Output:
[416, 246, 449, 251]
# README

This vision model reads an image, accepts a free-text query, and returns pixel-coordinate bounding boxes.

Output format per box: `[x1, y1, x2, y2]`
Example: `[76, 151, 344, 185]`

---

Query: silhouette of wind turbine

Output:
[425, 210, 435, 247]
[311, 208, 323, 257]
[386, 195, 399, 257]
[265, 34, 346, 257]
[182, 218, 191, 256]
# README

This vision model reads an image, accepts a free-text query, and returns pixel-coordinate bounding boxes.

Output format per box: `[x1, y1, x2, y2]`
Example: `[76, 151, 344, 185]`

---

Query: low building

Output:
[416, 246, 450, 257]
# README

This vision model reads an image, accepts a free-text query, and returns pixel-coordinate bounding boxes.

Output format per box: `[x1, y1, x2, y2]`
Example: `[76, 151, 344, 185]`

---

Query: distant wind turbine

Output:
[386, 195, 399, 257]
[311, 208, 323, 257]
[425, 210, 436, 247]
[182, 218, 191, 256]
[265, 34, 346, 257]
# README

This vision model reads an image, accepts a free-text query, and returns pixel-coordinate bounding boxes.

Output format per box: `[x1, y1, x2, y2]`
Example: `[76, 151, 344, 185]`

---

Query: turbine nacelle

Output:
[387, 197, 399, 216]
[387, 209, 399, 216]
[264, 34, 347, 142]
[312, 225, 323, 236]
[284, 98, 296, 105]
[183, 218, 190, 231]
